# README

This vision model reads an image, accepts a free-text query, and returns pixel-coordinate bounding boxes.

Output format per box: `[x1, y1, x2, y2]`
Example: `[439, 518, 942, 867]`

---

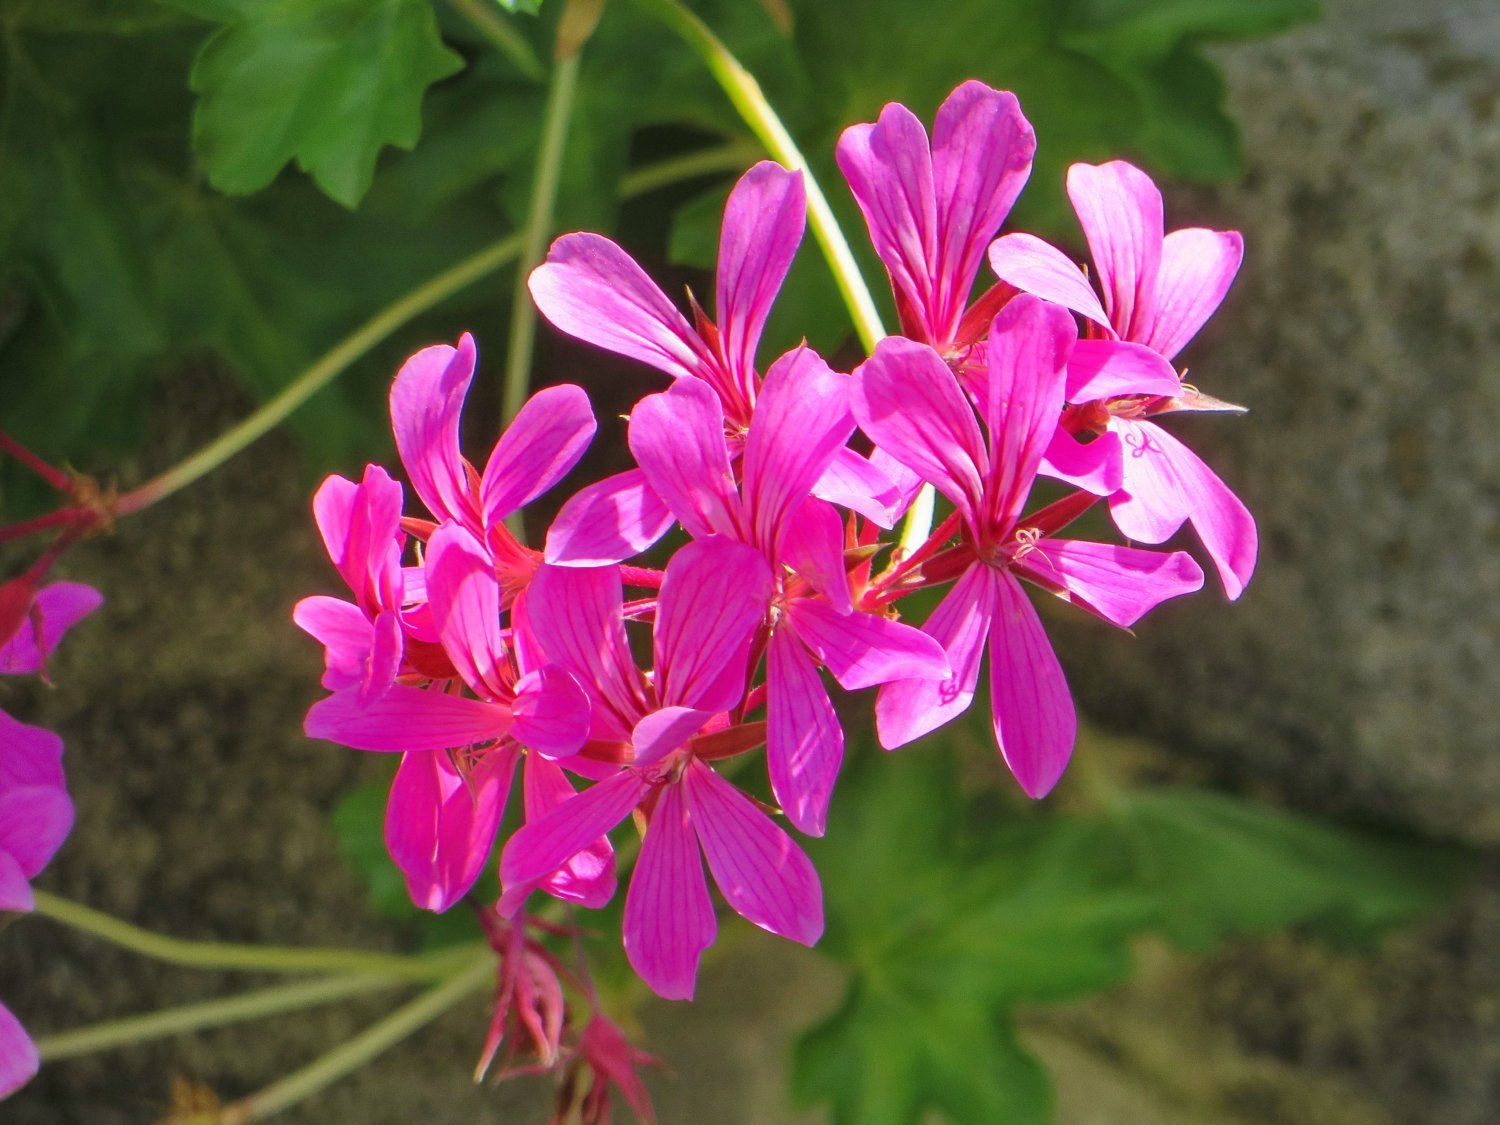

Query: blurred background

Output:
[3, 0, 1499, 1121]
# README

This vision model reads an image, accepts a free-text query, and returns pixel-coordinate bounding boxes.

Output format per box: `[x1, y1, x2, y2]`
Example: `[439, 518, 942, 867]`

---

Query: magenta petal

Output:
[523, 756, 617, 910]
[389, 335, 479, 527]
[1040, 428, 1123, 496]
[311, 466, 404, 607]
[0, 710, 66, 791]
[0, 1000, 39, 1100]
[810, 447, 915, 528]
[544, 468, 675, 566]
[305, 685, 509, 752]
[0, 851, 33, 913]
[631, 706, 711, 768]
[766, 627, 842, 836]
[512, 665, 591, 758]
[778, 499, 853, 614]
[788, 598, 950, 691]
[525, 564, 645, 736]
[852, 336, 987, 525]
[0, 786, 72, 879]
[987, 233, 1111, 329]
[361, 610, 403, 707]
[0, 581, 103, 676]
[1066, 339, 1181, 403]
[716, 163, 806, 391]
[685, 758, 823, 945]
[480, 384, 596, 525]
[500, 770, 645, 914]
[743, 346, 854, 554]
[1142, 227, 1244, 360]
[529, 233, 714, 383]
[628, 379, 743, 541]
[623, 781, 715, 1000]
[989, 572, 1075, 798]
[1067, 161, 1164, 340]
[425, 523, 508, 699]
[1015, 539, 1204, 628]
[875, 561, 994, 748]
[654, 538, 771, 712]
[1108, 420, 1257, 599]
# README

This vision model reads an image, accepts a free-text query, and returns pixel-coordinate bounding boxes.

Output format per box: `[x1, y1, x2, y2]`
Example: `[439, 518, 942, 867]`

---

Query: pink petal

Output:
[1040, 428, 1123, 496]
[875, 561, 995, 748]
[623, 781, 715, 1000]
[311, 466, 405, 611]
[0, 786, 72, 879]
[766, 627, 842, 836]
[0, 710, 65, 791]
[479, 384, 596, 525]
[529, 233, 715, 383]
[852, 336, 987, 526]
[523, 756, 618, 910]
[778, 499, 853, 614]
[742, 346, 854, 555]
[0, 1000, 38, 1099]
[0, 850, 33, 913]
[0, 581, 103, 676]
[988, 571, 1076, 798]
[716, 163, 806, 393]
[1014, 538, 1204, 628]
[928, 81, 1035, 345]
[810, 446, 916, 528]
[987, 233, 1110, 329]
[500, 769, 646, 914]
[544, 468, 675, 566]
[1141, 227, 1244, 361]
[512, 665, 591, 758]
[628, 379, 743, 541]
[385, 746, 517, 913]
[1066, 339, 1181, 402]
[389, 335, 479, 528]
[653, 538, 771, 712]
[425, 523, 508, 699]
[1108, 420, 1257, 599]
[684, 758, 823, 945]
[631, 706, 712, 768]
[1067, 161, 1164, 341]
[362, 610, 403, 707]
[305, 685, 510, 752]
[788, 598, 950, 691]
[977, 295, 1075, 526]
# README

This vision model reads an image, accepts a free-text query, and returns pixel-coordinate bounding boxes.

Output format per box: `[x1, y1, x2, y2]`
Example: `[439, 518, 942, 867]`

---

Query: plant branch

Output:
[445, 0, 547, 82]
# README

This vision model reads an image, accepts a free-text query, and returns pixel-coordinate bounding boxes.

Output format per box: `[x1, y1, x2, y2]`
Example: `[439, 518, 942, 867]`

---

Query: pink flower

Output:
[837, 80, 1035, 356]
[988, 160, 1257, 597]
[552, 1013, 661, 1125]
[0, 581, 103, 680]
[501, 538, 823, 999]
[853, 296, 1204, 797]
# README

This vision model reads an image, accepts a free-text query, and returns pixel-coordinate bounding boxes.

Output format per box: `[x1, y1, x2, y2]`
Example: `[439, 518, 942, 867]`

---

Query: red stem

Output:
[619, 565, 665, 590]
[870, 508, 963, 595]
[0, 432, 71, 491]
[0, 508, 82, 545]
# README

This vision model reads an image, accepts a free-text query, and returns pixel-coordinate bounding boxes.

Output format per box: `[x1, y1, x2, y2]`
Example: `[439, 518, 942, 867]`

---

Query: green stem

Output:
[445, 0, 547, 82]
[33, 974, 406, 1063]
[616, 138, 761, 198]
[114, 234, 524, 517]
[30, 891, 483, 980]
[634, 0, 886, 353]
[223, 955, 494, 1123]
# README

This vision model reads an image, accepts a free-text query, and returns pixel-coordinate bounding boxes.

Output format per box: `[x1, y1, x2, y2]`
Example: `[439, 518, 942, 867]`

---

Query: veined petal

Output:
[654, 538, 771, 711]
[1108, 420, 1257, 599]
[929, 81, 1035, 345]
[512, 665, 591, 758]
[989, 571, 1075, 798]
[480, 384, 596, 525]
[987, 233, 1111, 329]
[0, 1000, 39, 1099]
[1014, 538, 1204, 628]
[362, 610, 403, 707]
[544, 468, 675, 566]
[390, 335, 479, 527]
[524, 755, 617, 910]
[778, 498, 854, 615]
[0, 712, 64, 790]
[685, 758, 823, 945]
[717, 163, 806, 391]
[628, 379, 743, 541]
[311, 467, 404, 606]
[1040, 429, 1123, 496]
[305, 686, 509, 752]
[875, 561, 995, 748]
[788, 598, 950, 691]
[1067, 161, 1164, 341]
[1142, 227, 1244, 360]
[623, 781, 715, 1000]
[810, 447, 916, 528]
[766, 627, 842, 836]
[0, 581, 103, 676]
[0, 786, 72, 879]
[1066, 339, 1181, 403]
[526, 564, 646, 734]
[852, 336, 987, 526]
[500, 770, 646, 914]
[0, 851, 32, 914]
[632, 706, 712, 768]
[529, 233, 714, 383]
[743, 346, 854, 554]
[426, 523, 508, 700]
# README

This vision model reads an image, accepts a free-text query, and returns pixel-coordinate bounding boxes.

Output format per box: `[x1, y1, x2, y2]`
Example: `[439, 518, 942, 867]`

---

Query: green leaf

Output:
[185, 0, 464, 207]
[1117, 787, 1475, 951]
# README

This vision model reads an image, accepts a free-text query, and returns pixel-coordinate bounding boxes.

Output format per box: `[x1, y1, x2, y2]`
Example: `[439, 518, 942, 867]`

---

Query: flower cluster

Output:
[299, 80, 1255, 1108]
